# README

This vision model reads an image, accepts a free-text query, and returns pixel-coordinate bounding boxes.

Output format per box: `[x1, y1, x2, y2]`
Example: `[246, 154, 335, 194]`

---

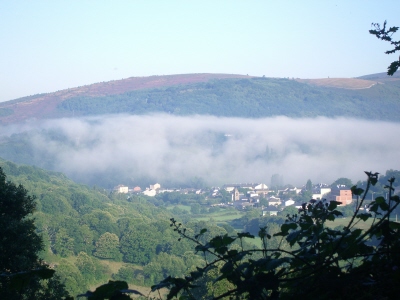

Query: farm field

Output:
[193, 210, 243, 222]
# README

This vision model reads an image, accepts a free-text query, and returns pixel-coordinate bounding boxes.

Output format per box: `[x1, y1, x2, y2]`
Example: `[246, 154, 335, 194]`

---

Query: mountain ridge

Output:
[1, 72, 399, 124]
[0, 74, 251, 124]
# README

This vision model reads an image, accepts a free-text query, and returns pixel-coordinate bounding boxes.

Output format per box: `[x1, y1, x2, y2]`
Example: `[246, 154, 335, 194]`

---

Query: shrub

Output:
[152, 172, 400, 299]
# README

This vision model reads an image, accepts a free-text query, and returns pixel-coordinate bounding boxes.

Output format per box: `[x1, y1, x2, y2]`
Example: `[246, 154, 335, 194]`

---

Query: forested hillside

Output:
[0, 159, 239, 297]
[57, 77, 400, 121]
[2, 159, 400, 298]
[0, 159, 273, 298]
[1, 74, 400, 124]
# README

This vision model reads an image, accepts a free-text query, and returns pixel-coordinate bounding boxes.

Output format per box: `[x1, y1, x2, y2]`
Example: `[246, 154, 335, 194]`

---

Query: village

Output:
[112, 181, 354, 216]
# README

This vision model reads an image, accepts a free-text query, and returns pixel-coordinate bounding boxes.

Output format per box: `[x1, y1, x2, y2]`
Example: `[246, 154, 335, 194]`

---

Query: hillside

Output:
[1, 73, 400, 124]
[0, 74, 250, 124]
[0, 158, 205, 296]
[295, 78, 378, 89]
[297, 71, 400, 88]
[55, 76, 400, 121]
[2, 157, 399, 298]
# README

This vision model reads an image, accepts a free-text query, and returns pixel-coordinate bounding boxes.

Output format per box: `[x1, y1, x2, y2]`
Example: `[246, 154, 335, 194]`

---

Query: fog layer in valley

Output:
[1, 114, 398, 188]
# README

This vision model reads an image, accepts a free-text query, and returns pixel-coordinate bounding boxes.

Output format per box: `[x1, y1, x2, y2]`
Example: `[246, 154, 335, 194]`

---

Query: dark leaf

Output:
[357, 213, 372, 221]
[327, 201, 341, 211]
[375, 196, 386, 204]
[351, 186, 364, 196]
[389, 221, 400, 230]
[391, 195, 400, 203]
[200, 228, 207, 234]
[280, 222, 298, 235]
[237, 232, 255, 239]
[286, 230, 301, 246]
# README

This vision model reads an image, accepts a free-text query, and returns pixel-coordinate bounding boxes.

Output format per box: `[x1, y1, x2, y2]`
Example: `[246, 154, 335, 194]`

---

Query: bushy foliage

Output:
[0, 159, 197, 296]
[56, 260, 87, 297]
[152, 172, 400, 299]
[113, 265, 143, 286]
[370, 21, 400, 75]
[94, 232, 122, 261]
[0, 167, 70, 299]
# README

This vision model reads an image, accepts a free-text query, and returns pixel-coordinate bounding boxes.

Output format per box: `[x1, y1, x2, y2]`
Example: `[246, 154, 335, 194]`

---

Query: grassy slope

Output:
[0, 74, 251, 124]
[55, 77, 400, 121]
[1, 73, 400, 124]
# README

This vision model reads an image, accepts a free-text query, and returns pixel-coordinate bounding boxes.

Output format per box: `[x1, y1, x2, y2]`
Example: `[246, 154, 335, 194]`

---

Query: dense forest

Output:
[1, 158, 400, 298]
[0, 159, 241, 297]
[57, 77, 400, 121]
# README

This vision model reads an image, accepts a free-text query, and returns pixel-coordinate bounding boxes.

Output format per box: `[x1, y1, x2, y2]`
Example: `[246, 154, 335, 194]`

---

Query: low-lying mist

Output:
[1, 114, 399, 188]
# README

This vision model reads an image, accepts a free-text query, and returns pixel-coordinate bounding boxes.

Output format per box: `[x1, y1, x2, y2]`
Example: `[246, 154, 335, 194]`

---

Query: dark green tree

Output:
[0, 167, 70, 299]
[113, 265, 142, 285]
[280, 205, 298, 216]
[54, 228, 75, 257]
[218, 189, 232, 203]
[82, 210, 118, 238]
[94, 232, 122, 261]
[370, 21, 400, 75]
[331, 177, 353, 188]
[75, 252, 96, 282]
[294, 189, 312, 203]
[190, 203, 201, 214]
[305, 179, 312, 191]
[119, 224, 158, 265]
[270, 174, 283, 190]
[55, 260, 87, 297]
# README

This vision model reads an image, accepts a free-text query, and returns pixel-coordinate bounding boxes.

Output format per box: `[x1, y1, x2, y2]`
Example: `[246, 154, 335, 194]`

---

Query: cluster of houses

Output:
[114, 183, 199, 197]
[113, 181, 353, 216]
[211, 182, 352, 216]
[312, 184, 353, 205]
[216, 183, 298, 216]
[113, 183, 161, 196]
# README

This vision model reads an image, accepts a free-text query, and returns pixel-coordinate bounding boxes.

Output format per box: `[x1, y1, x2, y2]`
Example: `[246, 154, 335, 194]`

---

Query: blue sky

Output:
[1, 1, 399, 102]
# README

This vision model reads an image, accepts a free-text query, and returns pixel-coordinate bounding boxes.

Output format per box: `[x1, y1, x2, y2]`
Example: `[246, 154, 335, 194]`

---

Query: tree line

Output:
[57, 77, 400, 122]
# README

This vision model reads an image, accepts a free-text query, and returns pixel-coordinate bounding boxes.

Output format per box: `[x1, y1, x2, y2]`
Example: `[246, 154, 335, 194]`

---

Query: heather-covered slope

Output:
[56, 77, 400, 121]
[1, 73, 400, 124]
[0, 74, 250, 124]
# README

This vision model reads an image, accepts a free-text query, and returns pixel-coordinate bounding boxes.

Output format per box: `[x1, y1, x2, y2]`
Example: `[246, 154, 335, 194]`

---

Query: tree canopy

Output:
[0, 167, 70, 299]
[370, 21, 400, 75]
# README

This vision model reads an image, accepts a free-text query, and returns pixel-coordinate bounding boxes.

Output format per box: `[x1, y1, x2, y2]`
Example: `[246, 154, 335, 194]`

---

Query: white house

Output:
[114, 185, 129, 194]
[268, 196, 282, 206]
[285, 199, 295, 206]
[255, 183, 268, 190]
[150, 183, 161, 190]
[143, 189, 157, 197]
[225, 186, 235, 192]
[310, 183, 332, 199]
[248, 192, 259, 198]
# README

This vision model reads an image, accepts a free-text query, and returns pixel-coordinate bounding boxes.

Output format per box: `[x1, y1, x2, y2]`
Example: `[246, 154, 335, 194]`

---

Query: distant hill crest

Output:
[0, 72, 399, 124]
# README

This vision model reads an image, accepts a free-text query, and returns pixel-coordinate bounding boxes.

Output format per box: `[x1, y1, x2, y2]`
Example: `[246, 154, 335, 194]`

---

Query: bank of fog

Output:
[2, 114, 399, 188]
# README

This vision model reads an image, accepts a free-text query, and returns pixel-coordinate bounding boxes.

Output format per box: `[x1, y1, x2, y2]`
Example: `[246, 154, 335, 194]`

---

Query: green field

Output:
[165, 204, 191, 212]
[165, 204, 244, 223]
[192, 210, 243, 222]
[326, 217, 388, 231]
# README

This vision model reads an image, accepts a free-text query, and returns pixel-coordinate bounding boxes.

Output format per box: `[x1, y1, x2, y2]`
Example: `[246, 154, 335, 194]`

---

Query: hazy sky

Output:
[1, 1, 399, 102]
